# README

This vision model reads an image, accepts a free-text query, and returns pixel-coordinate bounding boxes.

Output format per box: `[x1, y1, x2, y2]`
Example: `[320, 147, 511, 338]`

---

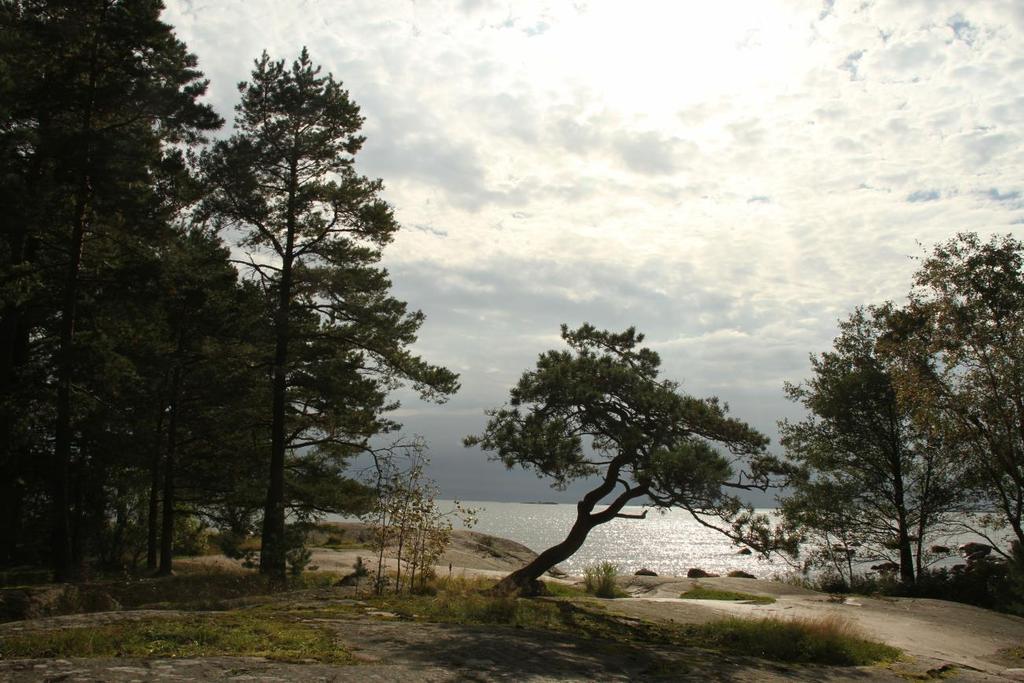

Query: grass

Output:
[998, 645, 1024, 663]
[543, 581, 587, 598]
[686, 615, 899, 666]
[583, 562, 627, 598]
[0, 612, 352, 663]
[679, 585, 776, 605]
[1, 571, 900, 668]
[346, 576, 896, 667]
[355, 576, 566, 631]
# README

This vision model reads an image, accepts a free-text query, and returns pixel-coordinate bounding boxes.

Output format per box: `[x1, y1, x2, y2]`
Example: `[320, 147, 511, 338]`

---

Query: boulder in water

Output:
[687, 568, 718, 578]
[634, 567, 658, 576]
[727, 570, 756, 579]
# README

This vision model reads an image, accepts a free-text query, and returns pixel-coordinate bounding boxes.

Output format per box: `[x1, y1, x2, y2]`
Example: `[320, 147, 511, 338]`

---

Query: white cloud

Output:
[163, 0, 1024, 499]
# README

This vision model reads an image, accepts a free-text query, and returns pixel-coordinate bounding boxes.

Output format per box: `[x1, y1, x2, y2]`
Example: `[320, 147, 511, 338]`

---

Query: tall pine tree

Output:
[204, 49, 458, 581]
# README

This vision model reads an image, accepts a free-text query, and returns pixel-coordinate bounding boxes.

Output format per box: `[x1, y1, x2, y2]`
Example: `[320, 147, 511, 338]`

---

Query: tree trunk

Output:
[493, 509, 601, 594]
[158, 368, 182, 576]
[0, 219, 30, 567]
[260, 181, 297, 583]
[52, 192, 88, 581]
[887, 428, 916, 584]
[492, 456, 645, 595]
[51, 0, 109, 584]
[146, 407, 165, 571]
[69, 453, 86, 577]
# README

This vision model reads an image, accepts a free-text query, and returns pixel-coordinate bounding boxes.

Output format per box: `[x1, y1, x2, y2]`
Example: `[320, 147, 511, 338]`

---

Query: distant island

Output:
[522, 501, 560, 505]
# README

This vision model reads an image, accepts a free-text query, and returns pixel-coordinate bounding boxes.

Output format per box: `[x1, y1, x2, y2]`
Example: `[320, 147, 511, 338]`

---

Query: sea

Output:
[444, 501, 792, 577]
[333, 500, 1007, 578]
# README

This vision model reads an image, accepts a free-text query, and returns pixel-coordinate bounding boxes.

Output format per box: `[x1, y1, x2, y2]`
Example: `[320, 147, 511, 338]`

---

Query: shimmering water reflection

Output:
[448, 501, 792, 578]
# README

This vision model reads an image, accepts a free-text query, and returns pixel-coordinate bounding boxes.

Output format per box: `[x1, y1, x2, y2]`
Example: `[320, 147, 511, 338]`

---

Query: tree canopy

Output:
[467, 324, 793, 594]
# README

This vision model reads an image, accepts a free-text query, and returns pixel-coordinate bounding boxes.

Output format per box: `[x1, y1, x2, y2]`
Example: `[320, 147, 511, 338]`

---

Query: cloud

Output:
[907, 190, 941, 203]
[613, 131, 689, 175]
[161, 0, 1024, 502]
[957, 130, 1014, 167]
[839, 50, 865, 80]
[987, 188, 1021, 203]
[946, 14, 978, 46]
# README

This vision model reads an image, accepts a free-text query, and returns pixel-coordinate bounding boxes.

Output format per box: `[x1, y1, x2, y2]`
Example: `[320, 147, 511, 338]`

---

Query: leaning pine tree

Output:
[466, 324, 795, 595]
[204, 49, 458, 582]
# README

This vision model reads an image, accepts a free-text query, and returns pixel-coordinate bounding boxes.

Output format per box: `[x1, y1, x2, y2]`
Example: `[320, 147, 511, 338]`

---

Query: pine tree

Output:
[0, 0, 220, 579]
[204, 49, 458, 581]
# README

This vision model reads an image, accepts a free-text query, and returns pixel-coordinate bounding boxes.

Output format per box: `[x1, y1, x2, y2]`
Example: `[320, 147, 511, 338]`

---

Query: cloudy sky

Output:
[165, 0, 1024, 503]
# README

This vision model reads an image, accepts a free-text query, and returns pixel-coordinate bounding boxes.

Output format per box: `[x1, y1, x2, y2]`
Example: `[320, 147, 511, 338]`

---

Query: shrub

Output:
[583, 562, 623, 598]
[284, 523, 313, 577]
[173, 515, 211, 557]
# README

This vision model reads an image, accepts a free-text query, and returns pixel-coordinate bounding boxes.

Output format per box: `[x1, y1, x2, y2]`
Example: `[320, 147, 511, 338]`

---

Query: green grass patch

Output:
[360, 576, 566, 632]
[0, 612, 351, 663]
[685, 615, 899, 666]
[679, 585, 776, 605]
[543, 581, 587, 598]
[583, 562, 627, 598]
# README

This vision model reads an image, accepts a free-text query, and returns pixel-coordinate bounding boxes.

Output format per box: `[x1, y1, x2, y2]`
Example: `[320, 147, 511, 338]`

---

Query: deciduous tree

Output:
[779, 307, 961, 584]
[885, 233, 1024, 555]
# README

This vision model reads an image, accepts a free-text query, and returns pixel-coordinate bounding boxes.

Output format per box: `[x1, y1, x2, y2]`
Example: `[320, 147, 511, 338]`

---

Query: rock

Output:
[870, 562, 900, 574]
[687, 568, 718, 578]
[727, 570, 756, 579]
[634, 568, 658, 576]
[81, 590, 121, 613]
[1002, 668, 1024, 681]
[959, 542, 992, 558]
[546, 566, 568, 578]
[0, 584, 83, 621]
[735, 547, 752, 555]
[929, 545, 951, 555]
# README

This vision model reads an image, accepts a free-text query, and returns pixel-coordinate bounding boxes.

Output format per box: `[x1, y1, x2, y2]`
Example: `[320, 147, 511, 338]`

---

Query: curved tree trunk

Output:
[492, 455, 647, 595]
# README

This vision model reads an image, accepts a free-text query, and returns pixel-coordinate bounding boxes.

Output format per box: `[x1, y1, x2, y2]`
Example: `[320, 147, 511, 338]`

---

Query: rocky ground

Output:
[2, 528, 1024, 682]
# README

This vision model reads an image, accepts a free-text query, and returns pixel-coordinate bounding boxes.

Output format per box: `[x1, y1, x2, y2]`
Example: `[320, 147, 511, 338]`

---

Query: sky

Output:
[165, 0, 1024, 503]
